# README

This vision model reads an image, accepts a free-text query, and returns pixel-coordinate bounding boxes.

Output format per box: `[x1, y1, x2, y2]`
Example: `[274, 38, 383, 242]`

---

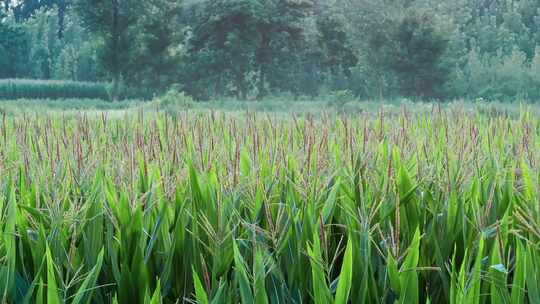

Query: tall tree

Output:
[314, 1, 357, 89]
[184, 0, 312, 99]
[74, 0, 182, 99]
[10, 0, 69, 38]
[125, 0, 183, 92]
[74, 0, 143, 99]
[340, 0, 406, 99]
[12, 0, 55, 20]
[1, 0, 8, 14]
[0, 17, 30, 78]
[389, 10, 449, 98]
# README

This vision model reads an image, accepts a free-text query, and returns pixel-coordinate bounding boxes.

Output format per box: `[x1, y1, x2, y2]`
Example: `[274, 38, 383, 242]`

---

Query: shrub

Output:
[153, 87, 195, 109]
[327, 89, 356, 111]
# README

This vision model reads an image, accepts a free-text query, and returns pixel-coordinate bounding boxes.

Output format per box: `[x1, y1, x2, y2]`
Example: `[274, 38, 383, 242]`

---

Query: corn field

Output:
[0, 80, 110, 101]
[0, 106, 538, 303]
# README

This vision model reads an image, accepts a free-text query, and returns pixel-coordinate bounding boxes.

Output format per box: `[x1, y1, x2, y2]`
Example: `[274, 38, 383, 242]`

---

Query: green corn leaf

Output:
[149, 280, 162, 304]
[465, 237, 484, 304]
[387, 250, 401, 294]
[321, 179, 340, 224]
[335, 236, 353, 304]
[192, 268, 209, 304]
[1, 186, 16, 301]
[489, 240, 509, 304]
[210, 280, 228, 304]
[72, 249, 105, 304]
[399, 228, 420, 304]
[253, 248, 269, 304]
[45, 245, 61, 304]
[307, 230, 332, 304]
[525, 245, 540, 303]
[233, 240, 254, 304]
[21, 257, 46, 304]
[511, 241, 525, 304]
[36, 279, 44, 304]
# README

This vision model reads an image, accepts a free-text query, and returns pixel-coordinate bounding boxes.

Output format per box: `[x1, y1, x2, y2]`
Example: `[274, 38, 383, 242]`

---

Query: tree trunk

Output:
[257, 65, 266, 100]
[215, 75, 222, 97]
[57, 0, 67, 39]
[111, 0, 120, 101]
[235, 68, 246, 100]
[378, 73, 384, 103]
[112, 75, 120, 101]
[256, 33, 269, 100]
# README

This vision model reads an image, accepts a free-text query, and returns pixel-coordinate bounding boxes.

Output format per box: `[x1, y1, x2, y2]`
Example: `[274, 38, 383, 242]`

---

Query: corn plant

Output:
[0, 79, 108, 100]
[0, 106, 538, 303]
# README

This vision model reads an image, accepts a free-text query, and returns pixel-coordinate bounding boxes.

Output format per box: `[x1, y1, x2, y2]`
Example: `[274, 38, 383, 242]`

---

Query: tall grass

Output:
[0, 106, 537, 303]
[0, 79, 109, 100]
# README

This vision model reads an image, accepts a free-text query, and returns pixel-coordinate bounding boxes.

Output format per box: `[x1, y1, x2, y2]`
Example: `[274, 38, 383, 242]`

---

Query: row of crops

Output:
[0, 108, 538, 303]
[0, 79, 110, 100]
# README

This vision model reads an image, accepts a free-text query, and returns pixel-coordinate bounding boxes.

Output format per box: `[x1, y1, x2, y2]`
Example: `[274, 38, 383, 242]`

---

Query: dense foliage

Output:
[0, 107, 538, 303]
[1, 0, 540, 101]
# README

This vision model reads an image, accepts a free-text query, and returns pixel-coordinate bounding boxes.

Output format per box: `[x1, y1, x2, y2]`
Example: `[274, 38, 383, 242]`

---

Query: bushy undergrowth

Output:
[153, 88, 194, 110]
[0, 107, 539, 303]
[0, 79, 109, 100]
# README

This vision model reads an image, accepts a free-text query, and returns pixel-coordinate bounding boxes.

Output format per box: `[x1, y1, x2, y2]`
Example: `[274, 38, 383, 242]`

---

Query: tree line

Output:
[1, 0, 540, 101]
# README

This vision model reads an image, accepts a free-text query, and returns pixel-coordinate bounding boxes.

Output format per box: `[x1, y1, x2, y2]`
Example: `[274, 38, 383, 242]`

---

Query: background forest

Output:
[1, 0, 540, 101]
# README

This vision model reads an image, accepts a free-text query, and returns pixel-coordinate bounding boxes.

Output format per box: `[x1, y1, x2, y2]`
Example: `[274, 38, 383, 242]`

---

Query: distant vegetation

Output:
[2, 0, 540, 101]
[0, 79, 109, 100]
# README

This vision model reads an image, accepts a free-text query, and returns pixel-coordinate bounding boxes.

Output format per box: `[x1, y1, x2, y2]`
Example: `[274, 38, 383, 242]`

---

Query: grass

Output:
[0, 98, 144, 112]
[0, 101, 538, 303]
